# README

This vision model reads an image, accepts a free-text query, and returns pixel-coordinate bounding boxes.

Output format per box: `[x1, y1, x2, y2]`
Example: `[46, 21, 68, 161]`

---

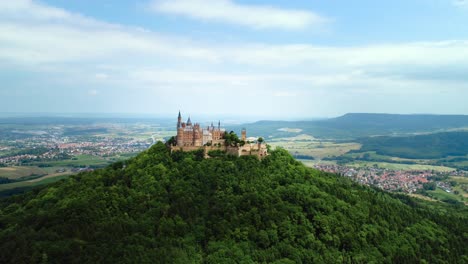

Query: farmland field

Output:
[269, 139, 361, 159]
[346, 161, 455, 172]
[0, 166, 47, 179]
[426, 187, 466, 204]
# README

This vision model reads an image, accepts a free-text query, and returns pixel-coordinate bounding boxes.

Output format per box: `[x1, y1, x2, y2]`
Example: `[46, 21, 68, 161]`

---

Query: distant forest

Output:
[229, 113, 468, 139]
[357, 132, 468, 159]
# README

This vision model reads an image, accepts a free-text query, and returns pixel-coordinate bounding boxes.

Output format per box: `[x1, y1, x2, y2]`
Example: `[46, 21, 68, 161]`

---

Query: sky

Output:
[1, 0, 468, 119]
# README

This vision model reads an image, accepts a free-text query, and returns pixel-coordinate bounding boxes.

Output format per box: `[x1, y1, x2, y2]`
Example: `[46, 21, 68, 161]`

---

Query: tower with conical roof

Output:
[187, 116, 192, 126]
[177, 110, 182, 128]
[176, 111, 184, 146]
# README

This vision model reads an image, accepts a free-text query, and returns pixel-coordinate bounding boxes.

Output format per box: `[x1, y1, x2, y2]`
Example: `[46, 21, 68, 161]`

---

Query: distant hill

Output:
[322, 113, 468, 134]
[229, 113, 468, 139]
[357, 131, 468, 159]
[0, 143, 466, 263]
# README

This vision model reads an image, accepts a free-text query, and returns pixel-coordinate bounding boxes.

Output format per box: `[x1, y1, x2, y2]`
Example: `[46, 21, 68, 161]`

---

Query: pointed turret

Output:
[176, 111, 184, 146]
[177, 110, 182, 128]
[187, 116, 192, 126]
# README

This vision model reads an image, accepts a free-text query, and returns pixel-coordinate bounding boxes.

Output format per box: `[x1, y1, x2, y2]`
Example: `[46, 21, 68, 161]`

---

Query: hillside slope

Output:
[0, 143, 467, 263]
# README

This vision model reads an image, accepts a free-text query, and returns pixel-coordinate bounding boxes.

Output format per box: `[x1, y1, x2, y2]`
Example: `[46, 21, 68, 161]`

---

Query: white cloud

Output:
[453, 0, 468, 8]
[1, 0, 468, 116]
[149, 0, 327, 30]
[1, 0, 467, 73]
[0, 1, 218, 65]
[226, 41, 468, 68]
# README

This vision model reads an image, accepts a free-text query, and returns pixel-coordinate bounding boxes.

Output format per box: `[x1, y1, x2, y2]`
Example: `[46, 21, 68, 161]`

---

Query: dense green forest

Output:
[0, 142, 467, 263]
[357, 132, 468, 159]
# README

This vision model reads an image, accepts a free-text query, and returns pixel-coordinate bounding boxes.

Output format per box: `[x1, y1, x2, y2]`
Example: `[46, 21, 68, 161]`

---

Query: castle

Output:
[171, 111, 267, 158]
[176, 111, 229, 147]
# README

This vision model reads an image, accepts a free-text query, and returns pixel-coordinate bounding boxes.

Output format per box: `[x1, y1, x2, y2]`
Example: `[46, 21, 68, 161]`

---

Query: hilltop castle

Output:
[171, 111, 267, 158]
[176, 111, 232, 147]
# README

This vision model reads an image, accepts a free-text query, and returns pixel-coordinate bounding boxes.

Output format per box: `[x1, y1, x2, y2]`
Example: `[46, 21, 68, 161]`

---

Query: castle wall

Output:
[170, 143, 268, 159]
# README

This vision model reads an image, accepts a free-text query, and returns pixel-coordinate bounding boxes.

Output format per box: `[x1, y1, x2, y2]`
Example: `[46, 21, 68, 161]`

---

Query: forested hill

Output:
[0, 143, 467, 263]
[358, 131, 468, 159]
[233, 113, 468, 139]
[323, 113, 468, 133]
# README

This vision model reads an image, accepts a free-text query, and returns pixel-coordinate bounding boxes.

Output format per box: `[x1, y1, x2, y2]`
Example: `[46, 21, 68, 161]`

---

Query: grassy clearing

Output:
[447, 160, 468, 168]
[407, 193, 438, 202]
[427, 188, 466, 204]
[0, 175, 71, 197]
[347, 161, 455, 172]
[450, 176, 468, 198]
[451, 176, 468, 184]
[271, 140, 361, 159]
[0, 174, 71, 192]
[272, 134, 316, 142]
[0, 166, 47, 179]
[343, 151, 426, 163]
[299, 159, 337, 168]
[30, 155, 112, 167]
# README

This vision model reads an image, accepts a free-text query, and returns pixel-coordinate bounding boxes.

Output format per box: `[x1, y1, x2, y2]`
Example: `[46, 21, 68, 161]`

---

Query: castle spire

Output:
[177, 111, 182, 128]
[187, 116, 192, 126]
[218, 120, 220, 129]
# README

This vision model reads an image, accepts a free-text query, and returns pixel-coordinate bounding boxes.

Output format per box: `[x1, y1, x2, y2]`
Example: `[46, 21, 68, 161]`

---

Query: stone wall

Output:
[170, 143, 268, 159]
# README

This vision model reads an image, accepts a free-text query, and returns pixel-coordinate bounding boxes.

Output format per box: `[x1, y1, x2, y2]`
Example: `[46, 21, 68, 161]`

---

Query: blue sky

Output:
[1, 0, 468, 119]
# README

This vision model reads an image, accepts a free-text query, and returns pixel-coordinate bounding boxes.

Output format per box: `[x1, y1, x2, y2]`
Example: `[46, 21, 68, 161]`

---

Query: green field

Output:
[0, 166, 48, 179]
[0, 166, 74, 197]
[0, 165, 81, 196]
[347, 161, 455, 172]
[298, 159, 337, 168]
[0, 173, 70, 192]
[450, 176, 468, 200]
[270, 139, 361, 159]
[0, 153, 138, 197]
[451, 176, 468, 184]
[29, 154, 112, 167]
[426, 187, 466, 204]
[342, 151, 426, 163]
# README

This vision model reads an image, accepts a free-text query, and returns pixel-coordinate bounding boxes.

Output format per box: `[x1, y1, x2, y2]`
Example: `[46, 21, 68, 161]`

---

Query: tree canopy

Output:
[0, 142, 466, 263]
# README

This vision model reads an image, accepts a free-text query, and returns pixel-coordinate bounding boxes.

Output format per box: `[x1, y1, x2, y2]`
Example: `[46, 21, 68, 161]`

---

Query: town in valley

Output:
[0, 114, 467, 204]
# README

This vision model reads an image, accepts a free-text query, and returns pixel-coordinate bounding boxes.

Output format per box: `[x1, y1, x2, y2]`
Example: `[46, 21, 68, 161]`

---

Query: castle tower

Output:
[193, 123, 202, 146]
[177, 111, 182, 128]
[241, 128, 246, 141]
[177, 111, 184, 146]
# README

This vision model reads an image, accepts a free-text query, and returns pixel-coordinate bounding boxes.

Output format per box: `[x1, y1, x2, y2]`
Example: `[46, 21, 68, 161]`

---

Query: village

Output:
[0, 125, 155, 167]
[313, 164, 467, 194]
